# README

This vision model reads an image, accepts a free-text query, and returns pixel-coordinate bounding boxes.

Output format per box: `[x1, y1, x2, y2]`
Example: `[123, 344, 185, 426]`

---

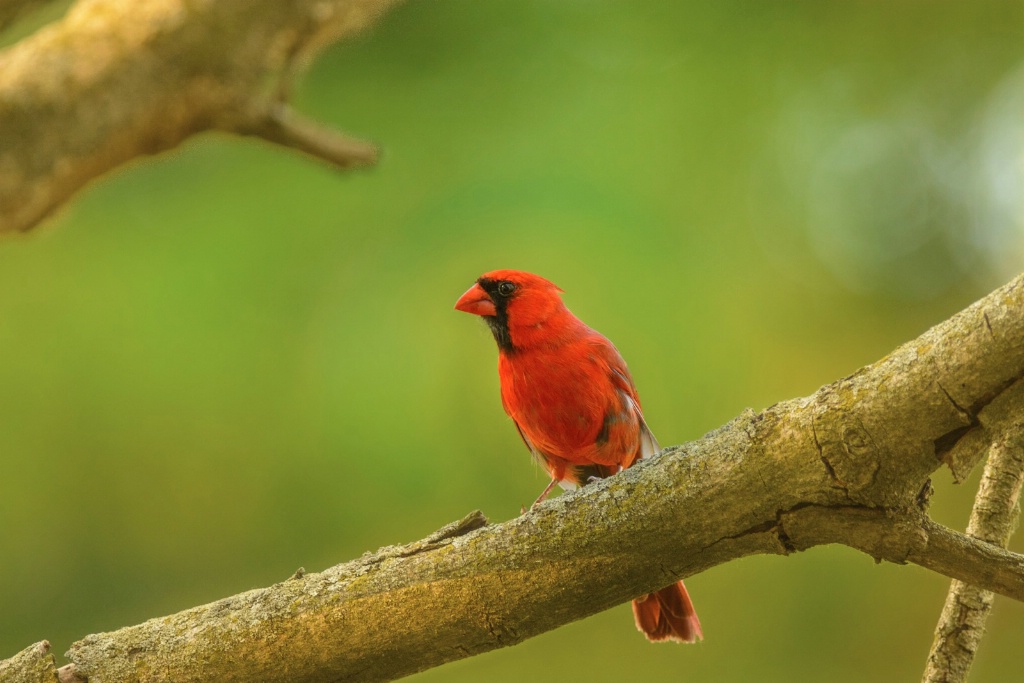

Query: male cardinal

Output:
[454, 269, 702, 644]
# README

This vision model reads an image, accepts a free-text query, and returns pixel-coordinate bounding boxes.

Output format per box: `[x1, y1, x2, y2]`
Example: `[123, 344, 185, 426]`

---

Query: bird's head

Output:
[454, 270, 567, 352]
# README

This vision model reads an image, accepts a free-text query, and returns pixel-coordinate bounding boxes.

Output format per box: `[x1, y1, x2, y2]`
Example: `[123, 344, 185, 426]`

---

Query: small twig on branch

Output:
[915, 518, 1024, 604]
[244, 104, 379, 169]
[57, 662, 87, 683]
[922, 404, 1024, 683]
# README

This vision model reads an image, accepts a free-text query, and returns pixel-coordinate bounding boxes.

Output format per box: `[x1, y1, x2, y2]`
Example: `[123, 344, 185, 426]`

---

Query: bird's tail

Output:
[632, 581, 703, 643]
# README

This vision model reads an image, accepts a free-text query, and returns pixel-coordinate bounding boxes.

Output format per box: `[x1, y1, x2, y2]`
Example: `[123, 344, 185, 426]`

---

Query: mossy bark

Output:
[0, 641, 59, 683]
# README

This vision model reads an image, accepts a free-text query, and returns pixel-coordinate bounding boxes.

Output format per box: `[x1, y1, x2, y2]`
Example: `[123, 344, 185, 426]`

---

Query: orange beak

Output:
[454, 282, 497, 317]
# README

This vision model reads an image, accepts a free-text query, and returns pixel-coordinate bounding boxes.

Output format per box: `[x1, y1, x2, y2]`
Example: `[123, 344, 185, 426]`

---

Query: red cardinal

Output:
[455, 269, 702, 644]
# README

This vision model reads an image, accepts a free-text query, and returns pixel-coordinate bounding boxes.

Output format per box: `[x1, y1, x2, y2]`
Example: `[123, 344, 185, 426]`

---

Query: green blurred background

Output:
[2, 1, 1023, 680]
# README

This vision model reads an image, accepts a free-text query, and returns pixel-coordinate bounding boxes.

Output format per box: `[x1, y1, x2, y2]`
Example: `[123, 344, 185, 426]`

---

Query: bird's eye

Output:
[497, 281, 516, 297]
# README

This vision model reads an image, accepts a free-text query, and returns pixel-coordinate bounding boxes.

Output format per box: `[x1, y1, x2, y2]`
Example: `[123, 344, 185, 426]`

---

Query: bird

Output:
[454, 269, 702, 644]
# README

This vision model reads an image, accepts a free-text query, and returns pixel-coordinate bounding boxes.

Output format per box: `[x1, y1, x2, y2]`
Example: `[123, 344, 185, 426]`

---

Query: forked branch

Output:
[922, 399, 1024, 683]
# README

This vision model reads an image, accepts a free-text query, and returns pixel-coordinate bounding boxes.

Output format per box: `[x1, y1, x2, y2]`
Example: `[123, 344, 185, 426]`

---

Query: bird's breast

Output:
[499, 348, 619, 459]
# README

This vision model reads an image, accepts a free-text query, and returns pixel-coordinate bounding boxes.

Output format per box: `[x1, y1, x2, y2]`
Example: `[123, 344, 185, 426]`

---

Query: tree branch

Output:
[1, 273, 1021, 683]
[922, 399, 1024, 682]
[0, 640, 59, 683]
[782, 507, 1024, 603]
[242, 104, 380, 169]
[0, 0, 401, 234]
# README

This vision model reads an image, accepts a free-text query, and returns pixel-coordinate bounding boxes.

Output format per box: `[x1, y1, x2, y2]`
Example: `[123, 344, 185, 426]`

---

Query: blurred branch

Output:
[242, 104, 380, 169]
[922, 402, 1024, 683]
[1, 273, 1021, 683]
[0, 0, 55, 34]
[0, 0, 400, 234]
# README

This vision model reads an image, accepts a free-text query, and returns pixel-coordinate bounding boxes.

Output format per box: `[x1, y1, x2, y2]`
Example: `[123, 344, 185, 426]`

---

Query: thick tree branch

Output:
[0, 0, 401, 234]
[1, 273, 1021, 683]
[922, 403, 1024, 682]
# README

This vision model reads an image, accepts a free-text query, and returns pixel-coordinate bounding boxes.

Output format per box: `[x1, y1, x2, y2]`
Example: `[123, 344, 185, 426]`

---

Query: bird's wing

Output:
[610, 365, 660, 462]
[501, 389, 552, 468]
[591, 336, 661, 468]
[511, 417, 538, 457]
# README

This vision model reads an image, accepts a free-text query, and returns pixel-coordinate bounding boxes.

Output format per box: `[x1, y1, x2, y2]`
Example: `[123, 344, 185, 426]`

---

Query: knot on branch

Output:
[811, 408, 883, 502]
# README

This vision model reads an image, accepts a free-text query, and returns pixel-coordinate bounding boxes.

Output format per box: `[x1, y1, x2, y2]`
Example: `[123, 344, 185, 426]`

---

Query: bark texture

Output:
[0, 641, 59, 683]
[0, 0, 400, 234]
[1, 273, 1021, 683]
[922, 401, 1024, 683]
